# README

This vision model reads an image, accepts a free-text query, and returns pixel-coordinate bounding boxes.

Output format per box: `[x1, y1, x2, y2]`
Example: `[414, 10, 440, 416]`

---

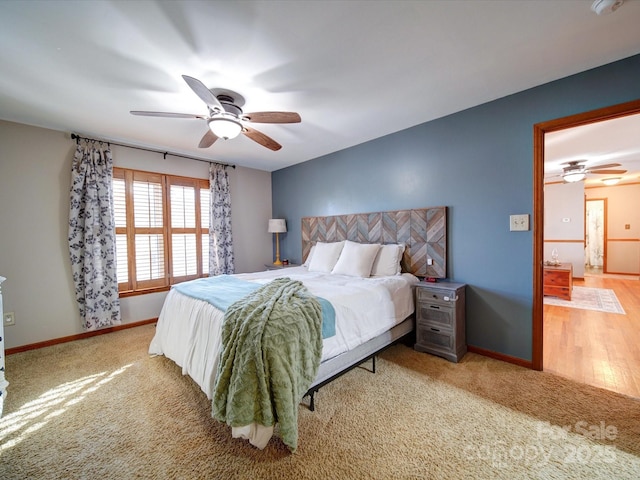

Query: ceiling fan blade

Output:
[182, 75, 224, 111]
[589, 169, 627, 175]
[242, 126, 282, 151]
[130, 110, 205, 119]
[588, 162, 621, 170]
[241, 111, 301, 124]
[198, 129, 218, 148]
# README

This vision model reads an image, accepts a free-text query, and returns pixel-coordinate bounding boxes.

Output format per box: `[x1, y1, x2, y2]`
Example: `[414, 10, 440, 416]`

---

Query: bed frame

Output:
[305, 316, 414, 411]
[301, 207, 447, 410]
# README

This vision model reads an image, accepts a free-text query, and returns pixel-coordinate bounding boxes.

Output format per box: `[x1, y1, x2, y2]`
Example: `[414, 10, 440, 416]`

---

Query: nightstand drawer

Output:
[416, 287, 457, 305]
[416, 327, 453, 351]
[416, 303, 454, 329]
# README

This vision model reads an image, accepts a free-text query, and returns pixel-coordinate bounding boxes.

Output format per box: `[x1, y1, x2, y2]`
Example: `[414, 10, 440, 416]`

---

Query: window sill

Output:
[119, 286, 170, 298]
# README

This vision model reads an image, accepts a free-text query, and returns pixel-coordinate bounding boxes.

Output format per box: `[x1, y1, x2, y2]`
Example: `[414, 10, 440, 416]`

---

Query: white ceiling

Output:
[1, 0, 640, 173]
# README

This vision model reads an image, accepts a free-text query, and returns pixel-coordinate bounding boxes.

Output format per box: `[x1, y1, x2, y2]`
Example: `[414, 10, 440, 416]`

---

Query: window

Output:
[113, 168, 210, 295]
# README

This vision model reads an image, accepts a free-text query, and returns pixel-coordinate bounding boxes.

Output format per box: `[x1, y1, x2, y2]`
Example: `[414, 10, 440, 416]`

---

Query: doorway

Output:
[585, 198, 606, 275]
[532, 98, 640, 371]
[535, 102, 640, 398]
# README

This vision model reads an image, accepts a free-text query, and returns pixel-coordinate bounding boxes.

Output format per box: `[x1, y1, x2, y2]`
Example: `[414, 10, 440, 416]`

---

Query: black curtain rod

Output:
[70, 133, 235, 169]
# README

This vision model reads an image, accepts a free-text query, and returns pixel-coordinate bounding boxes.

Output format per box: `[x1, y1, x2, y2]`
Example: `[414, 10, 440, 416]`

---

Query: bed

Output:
[149, 207, 447, 450]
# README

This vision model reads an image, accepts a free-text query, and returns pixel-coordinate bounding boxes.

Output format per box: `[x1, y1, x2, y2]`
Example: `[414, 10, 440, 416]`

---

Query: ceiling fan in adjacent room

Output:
[131, 75, 301, 151]
[545, 160, 627, 184]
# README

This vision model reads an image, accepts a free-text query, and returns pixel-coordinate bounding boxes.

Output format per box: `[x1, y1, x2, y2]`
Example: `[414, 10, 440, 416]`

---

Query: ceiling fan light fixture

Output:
[591, 0, 624, 15]
[208, 116, 242, 140]
[602, 177, 621, 186]
[563, 172, 586, 183]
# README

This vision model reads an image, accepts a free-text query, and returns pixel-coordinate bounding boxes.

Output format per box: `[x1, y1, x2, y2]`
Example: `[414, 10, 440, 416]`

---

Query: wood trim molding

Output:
[608, 238, 640, 242]
[467, 345, 533, 369]
[532, 98, 640, 372]
[533, 122, 545, 370]
[543, 239, 584, 243]
[5, 318, 157, 355]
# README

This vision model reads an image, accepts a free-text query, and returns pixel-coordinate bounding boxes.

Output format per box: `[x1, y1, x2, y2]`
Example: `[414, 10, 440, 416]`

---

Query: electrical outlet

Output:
[3, 311, 15, 326]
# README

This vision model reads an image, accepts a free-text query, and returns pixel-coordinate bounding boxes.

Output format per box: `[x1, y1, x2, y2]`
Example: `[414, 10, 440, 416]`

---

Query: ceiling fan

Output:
[131, 75, 301, 151]
[546, 160, 627, 184]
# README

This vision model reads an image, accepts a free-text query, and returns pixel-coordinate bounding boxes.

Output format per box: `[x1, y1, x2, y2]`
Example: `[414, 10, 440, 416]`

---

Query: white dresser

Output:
[0, 276, 7, 417]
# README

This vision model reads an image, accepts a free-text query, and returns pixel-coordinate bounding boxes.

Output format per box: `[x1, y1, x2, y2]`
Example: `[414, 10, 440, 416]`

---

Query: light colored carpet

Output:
[1, 324, 639, 479]
[543, 286, 626, 314]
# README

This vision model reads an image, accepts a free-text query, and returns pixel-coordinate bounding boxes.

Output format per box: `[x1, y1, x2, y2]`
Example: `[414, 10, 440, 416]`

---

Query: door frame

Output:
[532, 98, 640, 371]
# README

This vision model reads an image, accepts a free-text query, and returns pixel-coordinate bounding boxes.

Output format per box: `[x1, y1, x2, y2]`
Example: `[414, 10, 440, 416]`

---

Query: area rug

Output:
[544, 286, 626, 314]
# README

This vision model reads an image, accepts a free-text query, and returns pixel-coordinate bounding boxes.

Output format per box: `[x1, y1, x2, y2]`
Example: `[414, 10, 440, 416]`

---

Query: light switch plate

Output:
[509, 214, 529, 232]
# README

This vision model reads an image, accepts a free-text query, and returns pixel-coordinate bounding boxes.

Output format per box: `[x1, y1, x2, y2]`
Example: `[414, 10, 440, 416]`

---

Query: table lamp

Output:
[268, 219, 287, 265]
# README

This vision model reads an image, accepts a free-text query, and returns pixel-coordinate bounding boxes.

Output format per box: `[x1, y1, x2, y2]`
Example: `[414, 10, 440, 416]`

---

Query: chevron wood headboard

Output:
[301, 207, 447, 278]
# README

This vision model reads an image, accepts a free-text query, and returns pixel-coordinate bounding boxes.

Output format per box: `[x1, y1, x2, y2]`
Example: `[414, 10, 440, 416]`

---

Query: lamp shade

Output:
[208, 116, 242, 140]
[268, 219, 287, 233]
[563, 172, 586, 183]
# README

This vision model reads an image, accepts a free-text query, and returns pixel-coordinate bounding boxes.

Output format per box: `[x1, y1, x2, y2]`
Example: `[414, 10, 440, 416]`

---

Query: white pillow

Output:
[308, 241, 345, 273]
[371, 243, 405, 277]
[331, 241, 381, 278]
[302, 245, 316, 267]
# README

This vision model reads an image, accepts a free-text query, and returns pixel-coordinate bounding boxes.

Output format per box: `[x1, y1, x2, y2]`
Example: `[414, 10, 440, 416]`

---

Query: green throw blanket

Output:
[211, 278, 323, 451]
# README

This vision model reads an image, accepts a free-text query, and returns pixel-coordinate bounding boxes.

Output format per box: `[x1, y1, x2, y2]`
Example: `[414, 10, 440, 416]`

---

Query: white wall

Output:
[544, 182, 585, 278]
[586, 183, 640, 274]
[0, 120, 272, 349]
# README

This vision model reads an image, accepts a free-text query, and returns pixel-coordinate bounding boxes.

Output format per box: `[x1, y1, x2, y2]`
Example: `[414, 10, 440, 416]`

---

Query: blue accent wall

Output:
[272, 54, 640, 361]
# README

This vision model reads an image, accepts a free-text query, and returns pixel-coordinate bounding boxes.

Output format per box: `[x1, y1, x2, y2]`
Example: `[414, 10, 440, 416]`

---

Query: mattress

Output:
[149, 266, 419, 400]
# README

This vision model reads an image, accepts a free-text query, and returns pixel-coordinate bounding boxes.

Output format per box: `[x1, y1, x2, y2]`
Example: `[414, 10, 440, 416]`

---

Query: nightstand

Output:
[414, 282, 466, 363]
[264, 263, 299, 271]
[543, 263, 573, 301]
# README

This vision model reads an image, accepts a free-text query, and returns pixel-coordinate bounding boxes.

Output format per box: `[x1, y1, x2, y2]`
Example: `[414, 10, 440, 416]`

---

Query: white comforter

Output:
[149, 266, 418, 400]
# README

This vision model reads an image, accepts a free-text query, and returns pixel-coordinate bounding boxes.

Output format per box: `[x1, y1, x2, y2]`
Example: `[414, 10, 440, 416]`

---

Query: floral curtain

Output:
[209, 163, 235, 275]
[68, 142, 121, 330]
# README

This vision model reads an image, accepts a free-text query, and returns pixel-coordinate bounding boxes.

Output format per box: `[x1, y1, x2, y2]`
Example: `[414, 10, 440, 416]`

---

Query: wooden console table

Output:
[543, 263, 573, 301]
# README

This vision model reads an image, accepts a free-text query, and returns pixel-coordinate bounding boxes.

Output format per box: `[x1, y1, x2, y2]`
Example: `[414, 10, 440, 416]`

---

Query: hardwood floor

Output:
[543, 274, 640, 399]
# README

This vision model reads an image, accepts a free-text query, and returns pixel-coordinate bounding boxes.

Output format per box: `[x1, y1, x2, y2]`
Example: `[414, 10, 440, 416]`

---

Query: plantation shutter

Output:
[200, 187, 210, 276]
[132, 171, 167, 289]
[169, 181, 198, 281]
